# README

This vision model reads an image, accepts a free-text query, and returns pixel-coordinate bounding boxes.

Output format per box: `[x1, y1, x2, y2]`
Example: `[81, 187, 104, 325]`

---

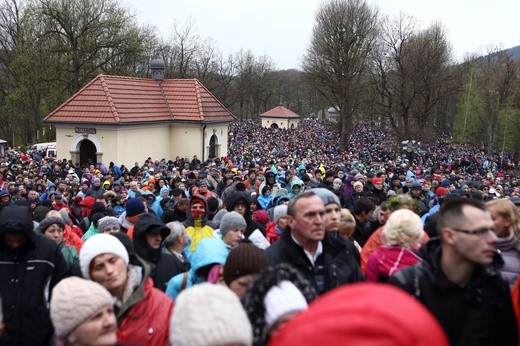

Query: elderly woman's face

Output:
[66, 305, 117, 345]
[90, 254, 128, 297]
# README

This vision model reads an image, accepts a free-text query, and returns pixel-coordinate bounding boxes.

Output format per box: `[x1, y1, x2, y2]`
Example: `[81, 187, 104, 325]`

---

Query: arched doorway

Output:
[209, 134, 218, 158]
[79, 140, 97, 165]
[270, 123, 279, 129]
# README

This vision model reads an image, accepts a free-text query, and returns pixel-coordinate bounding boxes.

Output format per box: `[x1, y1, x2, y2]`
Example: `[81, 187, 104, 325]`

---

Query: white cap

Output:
[264, 280, 308, 329]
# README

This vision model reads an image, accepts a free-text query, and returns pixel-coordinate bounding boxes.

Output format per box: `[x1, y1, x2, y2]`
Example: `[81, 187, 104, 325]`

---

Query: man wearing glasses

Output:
[389, 198, 518, 346]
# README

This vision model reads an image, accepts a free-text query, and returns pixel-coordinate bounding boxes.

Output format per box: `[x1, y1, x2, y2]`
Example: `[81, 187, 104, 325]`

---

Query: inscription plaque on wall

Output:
[74, 127, 96, 134]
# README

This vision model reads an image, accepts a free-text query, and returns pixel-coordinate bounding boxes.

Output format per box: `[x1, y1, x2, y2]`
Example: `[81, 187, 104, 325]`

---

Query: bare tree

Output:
[478, 50, 517, 154]
[302, 0, 379, 149]
[371, 13, 452, 141]
[36, 0, 152, 93]
[0, 0, 49, 143]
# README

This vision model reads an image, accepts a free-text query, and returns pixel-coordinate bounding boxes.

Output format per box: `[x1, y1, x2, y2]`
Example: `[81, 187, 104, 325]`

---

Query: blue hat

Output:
[410, 181, 422, 190]
[126, 198, 145, 217]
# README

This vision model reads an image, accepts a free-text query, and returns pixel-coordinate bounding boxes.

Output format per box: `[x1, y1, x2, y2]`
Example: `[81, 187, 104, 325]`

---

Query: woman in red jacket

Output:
[80, 233, 174, 345]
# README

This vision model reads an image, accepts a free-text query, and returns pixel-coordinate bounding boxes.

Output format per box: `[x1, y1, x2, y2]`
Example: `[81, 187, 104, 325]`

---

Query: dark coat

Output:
[388, 238, 518, 346]
[154, 247, 190, 292]
[266, 229, 364, 295]
[132, 213, 170, 289]
[0, 206, 69, 346]
[225, 191, 266, 237]
[370, 186, 387, 205]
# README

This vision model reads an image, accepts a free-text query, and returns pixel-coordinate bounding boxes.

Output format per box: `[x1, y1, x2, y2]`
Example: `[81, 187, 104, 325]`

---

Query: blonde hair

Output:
[339, 208, 356, 238]
[46, 210, 63, 220]
[382, 209, 424, 247]
[486, 199, 520, 241]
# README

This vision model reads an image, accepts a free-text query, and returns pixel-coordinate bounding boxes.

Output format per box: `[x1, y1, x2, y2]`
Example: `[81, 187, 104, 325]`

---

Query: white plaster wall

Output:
[55, 121, 231, 166]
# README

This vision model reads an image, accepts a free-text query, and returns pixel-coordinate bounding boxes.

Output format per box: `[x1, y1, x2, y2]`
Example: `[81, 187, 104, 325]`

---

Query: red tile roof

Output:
[260, 105, 300, 119]
[44, 75, 236, 124]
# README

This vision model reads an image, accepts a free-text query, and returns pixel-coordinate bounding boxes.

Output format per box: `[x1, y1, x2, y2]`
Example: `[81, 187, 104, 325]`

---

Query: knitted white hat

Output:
[273, 205, 288, 222]
[79, 233, 129, 279]
[264, 280, 308, 329]
[170, 283, 253, 346]
[50, 276, 114, 338]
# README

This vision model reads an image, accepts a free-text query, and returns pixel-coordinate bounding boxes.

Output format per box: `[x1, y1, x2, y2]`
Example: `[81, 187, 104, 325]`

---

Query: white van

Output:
[29, 142, 56, 155]
[46, 143, 57, 157]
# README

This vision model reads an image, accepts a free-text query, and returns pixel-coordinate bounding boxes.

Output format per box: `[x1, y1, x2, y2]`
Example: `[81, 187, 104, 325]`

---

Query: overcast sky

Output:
[124, 0, 520, 70]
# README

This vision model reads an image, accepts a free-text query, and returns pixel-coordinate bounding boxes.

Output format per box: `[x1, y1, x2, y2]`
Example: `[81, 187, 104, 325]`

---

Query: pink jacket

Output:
[365, 246, 422, 282]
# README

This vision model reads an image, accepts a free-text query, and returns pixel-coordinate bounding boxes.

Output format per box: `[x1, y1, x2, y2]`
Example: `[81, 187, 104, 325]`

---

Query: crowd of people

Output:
[0, 118, 519, 345]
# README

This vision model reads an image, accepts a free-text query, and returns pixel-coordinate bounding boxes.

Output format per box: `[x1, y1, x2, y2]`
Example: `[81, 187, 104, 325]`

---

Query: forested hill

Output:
[508, 45, 520, 59]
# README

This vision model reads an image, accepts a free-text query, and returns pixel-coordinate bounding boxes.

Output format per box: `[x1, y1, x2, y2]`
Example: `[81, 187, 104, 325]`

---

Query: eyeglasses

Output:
[450, 227, 496, 237]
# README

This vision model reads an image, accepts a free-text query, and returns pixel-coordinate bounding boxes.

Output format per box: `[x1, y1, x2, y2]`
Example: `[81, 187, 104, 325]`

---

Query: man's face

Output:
[411, 189, 421, 197]
[445, 206, 497, 265]
[3, 233, 28, 250]
[28, 190, 39, 200]
[423, 182, 431, 192]
[130, 183, 138, 191]
[374, 182, 383, 190]
[223, 228, 244, 247]
[233, 200, 248, 216]
[377, 209, 389, 225]
[190, 202, 205, 218]
[199, 184, 208, 193]
[177, 202, 187, 212]
[288, 195, 326, 245]
[360, 209, 374, 222]
[145, 232, 162, 249]
[324, 203, 341, 232]
[96, 198, 108, 208]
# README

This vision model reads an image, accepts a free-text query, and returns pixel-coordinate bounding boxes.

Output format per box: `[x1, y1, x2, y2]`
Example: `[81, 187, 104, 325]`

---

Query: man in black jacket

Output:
[132, 213, 171, 291]
[389, 198, 518, 346]
[0, 206, 69, 345]
[266, 191, 364, 295]
[154, 221, 191, 291]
